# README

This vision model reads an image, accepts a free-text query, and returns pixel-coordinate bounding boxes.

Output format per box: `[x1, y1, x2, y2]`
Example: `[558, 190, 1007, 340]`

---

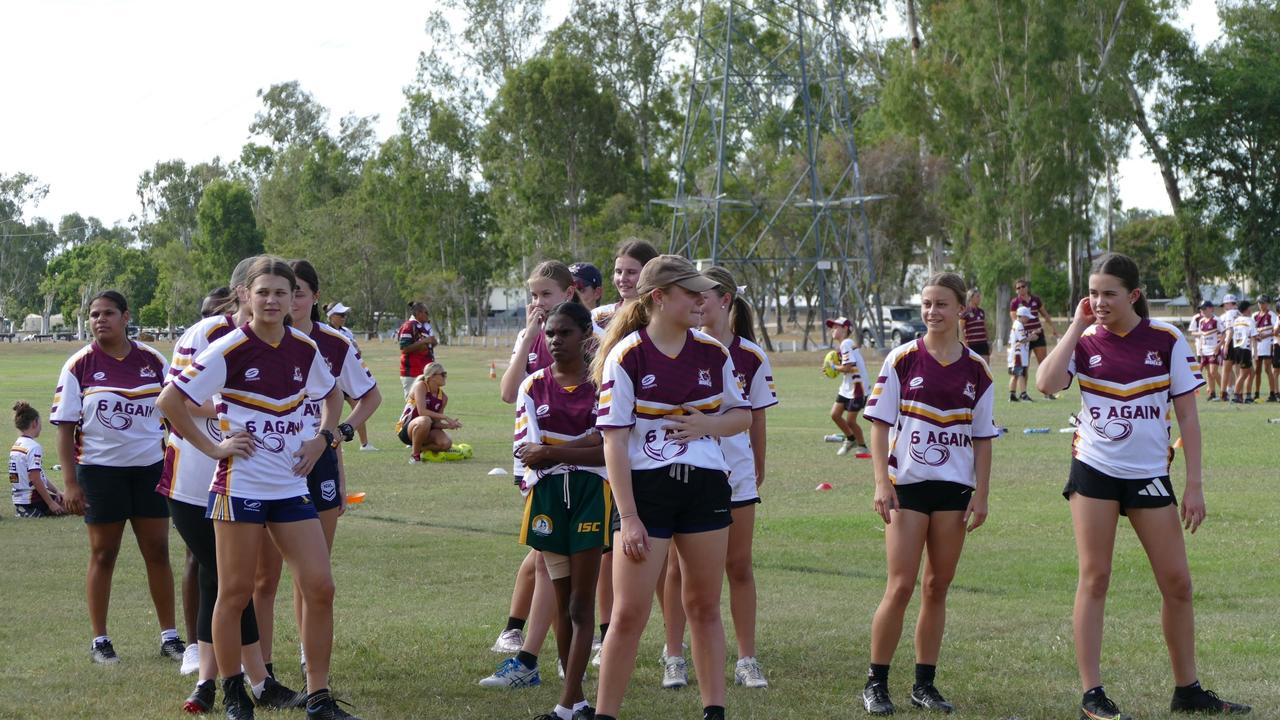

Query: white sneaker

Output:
[490, 628, 524, 654]
[734, 656, 768, 688]
[836, 439, 854, 456]
[853, 446, 870, 456]
[590, 644, 603, 668]
[179, 643, 200, 675]
[658, 642, 688, 666]
[661, 655, 689, 689]
[359, 444, 378, 451]
[478, 657, 541, 688]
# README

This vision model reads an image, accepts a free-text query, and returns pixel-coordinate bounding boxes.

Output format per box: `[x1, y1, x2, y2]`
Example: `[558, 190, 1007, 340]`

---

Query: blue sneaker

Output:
[478, 657, 541, 688]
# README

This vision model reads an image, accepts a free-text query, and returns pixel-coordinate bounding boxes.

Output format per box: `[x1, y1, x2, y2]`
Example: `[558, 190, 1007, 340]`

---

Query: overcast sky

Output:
[1, 0, 1221, 229]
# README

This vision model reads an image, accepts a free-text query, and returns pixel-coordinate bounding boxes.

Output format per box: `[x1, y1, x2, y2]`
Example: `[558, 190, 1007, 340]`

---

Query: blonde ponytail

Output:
[591, 297, 652, 385]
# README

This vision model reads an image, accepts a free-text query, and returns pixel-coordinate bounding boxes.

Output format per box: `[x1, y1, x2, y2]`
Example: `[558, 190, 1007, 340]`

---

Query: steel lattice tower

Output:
[657, 0, 885, 347]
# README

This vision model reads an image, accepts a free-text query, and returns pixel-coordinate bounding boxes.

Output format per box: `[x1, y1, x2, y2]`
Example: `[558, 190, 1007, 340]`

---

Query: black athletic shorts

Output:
[78, 462, 168, 524]
[967, 341, 991, 357]
[836, 394, 865, 412]
[895, 480, 973, 514]
[1235, 348, 1253, 370]
[1029, 333, 1047, 350]
[1062, 458, 1176, 515]
[731, 497, 762, 509]
[631, 465, 731, 538]
[14, 496, 53, 518]
[397, 423, 412, 446]
[306, 446, 342, 512]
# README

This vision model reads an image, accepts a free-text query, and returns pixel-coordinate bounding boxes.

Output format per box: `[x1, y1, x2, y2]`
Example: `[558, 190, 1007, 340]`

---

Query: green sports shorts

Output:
[519, 471, 611, 554]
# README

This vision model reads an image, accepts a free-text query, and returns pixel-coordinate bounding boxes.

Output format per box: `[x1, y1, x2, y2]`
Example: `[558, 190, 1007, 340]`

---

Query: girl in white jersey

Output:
[157, 257, 358, 720]
[252, 260, 382, 684]
[859, 273, 996, 716]
[10, 401, 64, 517]
[590, 255, 751, 720]
[660, 267, 778, 691]
[50, 290, 183, 665]
[1036, 253, 1250, 719]
[825, 316, 869, 456]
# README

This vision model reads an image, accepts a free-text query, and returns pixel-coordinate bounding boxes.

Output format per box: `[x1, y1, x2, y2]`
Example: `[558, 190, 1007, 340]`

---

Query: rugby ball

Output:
[822, 350, 840, 379]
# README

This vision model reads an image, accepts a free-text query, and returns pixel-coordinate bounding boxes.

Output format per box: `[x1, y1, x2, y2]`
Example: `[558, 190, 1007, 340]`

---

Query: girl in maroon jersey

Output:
[960, 288, 991, 364]
[501, 261, 580, 404]
[400, 363, 461, 461]
[509, 301, 608, 720]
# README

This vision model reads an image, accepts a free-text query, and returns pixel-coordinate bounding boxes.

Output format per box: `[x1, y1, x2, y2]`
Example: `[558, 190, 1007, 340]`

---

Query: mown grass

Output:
[0, 339, 1275, 719]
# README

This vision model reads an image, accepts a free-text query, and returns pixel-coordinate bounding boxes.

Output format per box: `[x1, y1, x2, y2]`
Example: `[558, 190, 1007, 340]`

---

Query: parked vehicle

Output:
[860, 305, 927, 348]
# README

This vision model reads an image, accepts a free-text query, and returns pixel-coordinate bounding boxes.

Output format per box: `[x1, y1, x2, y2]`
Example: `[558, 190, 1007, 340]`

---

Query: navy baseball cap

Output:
[568, 262, 603, 289]
[1199, 300, 1215, 309]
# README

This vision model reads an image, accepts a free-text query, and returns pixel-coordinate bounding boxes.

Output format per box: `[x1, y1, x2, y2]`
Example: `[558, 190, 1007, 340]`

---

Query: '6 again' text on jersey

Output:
[596, 328, 749, 472]
[175, 325, 335, 499]
[513, 368, 604, 488]
[1067, 319, 1203, 479]
[50, 341, 169, 467]
[864, 340, 998, 489]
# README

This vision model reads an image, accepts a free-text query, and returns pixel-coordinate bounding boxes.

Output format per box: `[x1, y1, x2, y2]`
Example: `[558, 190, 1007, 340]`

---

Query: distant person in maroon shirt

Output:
[398, 302, 437, 398]
[1009, 278, 1058, 398]
[960, 288, 990, 365]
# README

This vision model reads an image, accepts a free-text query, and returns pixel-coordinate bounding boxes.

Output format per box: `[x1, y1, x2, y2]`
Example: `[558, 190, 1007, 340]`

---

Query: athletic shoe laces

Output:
[866, 682, 891, 704]
[915, 684, 946, 704]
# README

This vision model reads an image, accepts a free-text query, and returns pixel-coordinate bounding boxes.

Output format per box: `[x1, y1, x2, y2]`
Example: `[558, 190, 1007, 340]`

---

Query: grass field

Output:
[0, 339, 1276, 719]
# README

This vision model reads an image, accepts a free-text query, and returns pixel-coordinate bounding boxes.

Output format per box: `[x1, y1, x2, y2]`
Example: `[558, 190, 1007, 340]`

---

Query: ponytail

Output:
[13, 401, 39, 431]
[591, 296, 652, 385]
[1090, 252, 1148, 319]
[701, 265, 756, 344]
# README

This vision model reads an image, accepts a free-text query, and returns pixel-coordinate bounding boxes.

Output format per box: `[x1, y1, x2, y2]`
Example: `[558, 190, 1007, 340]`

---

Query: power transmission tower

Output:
[657, 0, 886, 349]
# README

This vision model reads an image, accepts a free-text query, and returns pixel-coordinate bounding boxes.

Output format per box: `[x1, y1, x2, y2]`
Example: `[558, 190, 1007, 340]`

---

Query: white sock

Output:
[572, 700, 591, 711]
[553, 706, 573, 720]
[161, 628, 179, 642]
[299, 642, 307, 665]
[252, 679, 267, 698]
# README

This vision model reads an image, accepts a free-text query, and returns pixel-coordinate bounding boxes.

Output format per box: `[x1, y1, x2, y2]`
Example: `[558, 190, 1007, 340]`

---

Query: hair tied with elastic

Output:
[737, 285, 747, 295]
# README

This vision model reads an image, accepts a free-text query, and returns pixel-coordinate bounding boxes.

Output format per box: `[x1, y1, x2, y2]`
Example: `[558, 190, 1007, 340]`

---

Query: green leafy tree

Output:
[194, 180, 264, 288]
[0, 172, 57, 321]
[41, 238, 157, 336]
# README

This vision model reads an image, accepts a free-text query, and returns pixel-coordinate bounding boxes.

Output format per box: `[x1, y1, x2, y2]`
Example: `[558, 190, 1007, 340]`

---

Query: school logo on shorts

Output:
[909, 376, 924, 390]
[536, 404, 551, 417]
[641, 374, 657, 390]
[320, 479, 337, 501]
[697, 368, 712, 387]
[246, 368, 261, 381]
[244, 500, 263, 510]
[963, 381, 975, 400]
[531, 514, 553, 536]
[139, 365, 157, 378]
[1144, 351, 1163, 367]
[293, 366, 304, 383]
[1089, 354, 1103, 368]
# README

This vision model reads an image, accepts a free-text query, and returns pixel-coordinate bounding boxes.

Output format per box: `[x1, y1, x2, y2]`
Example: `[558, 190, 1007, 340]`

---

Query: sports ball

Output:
[822, 350, 839, 379]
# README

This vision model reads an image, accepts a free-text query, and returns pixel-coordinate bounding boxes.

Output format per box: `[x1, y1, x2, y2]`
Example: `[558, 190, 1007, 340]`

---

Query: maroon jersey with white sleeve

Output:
[513, 368, 603, 488]
[175, 325, 335, 499]
[596, 328, 749, 472]
[961, 307, 988, 345]
[864, 340, 997, 488]
[1066, 319, 1203, 479]
[50, 341, 169, 467]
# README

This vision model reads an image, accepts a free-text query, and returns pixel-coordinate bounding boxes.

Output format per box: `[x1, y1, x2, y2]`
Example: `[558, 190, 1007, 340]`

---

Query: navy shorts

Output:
[306, 446, 342, 512]
[205, 492, 318, 525]
[895, 480, 973, 514]
[836, 394, 865, 412]
[1062, 459, 1176, 516]
[1029, 333, 1047, 350]
[78, 462, 168, 525]
[631, 465, 731, 538]
[967, 341, 991, 357]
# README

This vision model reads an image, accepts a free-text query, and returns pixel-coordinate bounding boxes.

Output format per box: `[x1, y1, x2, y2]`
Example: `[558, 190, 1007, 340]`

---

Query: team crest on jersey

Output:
[1144, 351, 1163, 367]
[139, 365, 157, 378]
[292, 366, 304, 382]
[697, 368, 712, 387]
[245, 368, 261, 381]
[528, 352, 539, 366]
[963, 381, 976, 400]
[641, 374, 657, 389]
[93, 371, 107, 382]
[536, 404, 551, 417]
[531, 514, 553, 536]
[1088, 354, 1103, 368]
[909, 376, 924, 389]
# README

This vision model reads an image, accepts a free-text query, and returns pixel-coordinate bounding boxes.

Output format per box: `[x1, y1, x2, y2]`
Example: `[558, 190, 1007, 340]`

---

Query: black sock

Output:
[264, 661, 275, 679]
[703, 705, 726, 720]
[915, 663, 936, 686]
[846, 434, 858, 442]
[1174, 680, 1202, 698]
[599, 622, 609, 642]
[306, 688, 331, 708]
[505, 616, 527, 632]
[516, 650, 538, 669]
[596, 716, 617, 720]
[868, 663, 889, 685]
[1083, 685, 1106, 702]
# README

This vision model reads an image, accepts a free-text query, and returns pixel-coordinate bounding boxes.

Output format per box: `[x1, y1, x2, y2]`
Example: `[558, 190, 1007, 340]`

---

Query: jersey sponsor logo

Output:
[642, 428, 688, 462]
[1089, 354, 1103, 368]
[1144, 351, 1163, 367]
[253, 433, 287, 452]
[530, 514, 553, 536]
[536, 404, 551, 417]
[245, 368, 261, 381]
[94, 399, 152, 430]
[1090, 417, 1133, 441]
[205, 418, 223, 439]
[908, 376, 924, 389]
[697, 368, 712, 387]
[244, 500, 263, 510]
[292, 366, 304, 383]
[93, 371, 107, 381]
[909, 443, 951, 467]
[641, 373, 657, 389]
[139, 365, 157, 378]
[963, 381, 976, 400]
[528, 352, 539, 366]
[320, 479, 337, 501]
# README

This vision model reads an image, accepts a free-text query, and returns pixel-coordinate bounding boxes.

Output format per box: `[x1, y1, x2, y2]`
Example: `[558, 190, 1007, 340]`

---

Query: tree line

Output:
[2, 0, 1277, 345]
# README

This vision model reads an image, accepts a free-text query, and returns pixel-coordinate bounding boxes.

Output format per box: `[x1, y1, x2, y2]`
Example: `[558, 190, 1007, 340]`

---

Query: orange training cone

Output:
[346, 491, 366, 504]
[489, 361, 496, 379]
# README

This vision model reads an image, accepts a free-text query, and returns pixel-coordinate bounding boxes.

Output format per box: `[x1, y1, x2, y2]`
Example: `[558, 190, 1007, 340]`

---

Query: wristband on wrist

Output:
[320, 429, 336, 448]
[337, 422, 355, 443]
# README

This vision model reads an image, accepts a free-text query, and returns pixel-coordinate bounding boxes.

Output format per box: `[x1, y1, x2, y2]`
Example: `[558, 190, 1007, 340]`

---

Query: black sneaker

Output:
[863, 680, 894, 715]
[910, 683, 954, 713]
[255, 675, 307, 709]
[1020, 392, 1035, 402]
[1009, 394, 1020, 402]
[222, 676, 255, 720]
[184, 680, 216, 714]
[1043, 392, 1058, 400]
[1207, 394, 1218, 402]
[306, 690, 360, 720]
[572, 707, 596, 720]
[162, 637, 187, 661]
[1171, 686, 1252, 714]
[90, 638, 120, 665]
[1080, 688, 1131, 720]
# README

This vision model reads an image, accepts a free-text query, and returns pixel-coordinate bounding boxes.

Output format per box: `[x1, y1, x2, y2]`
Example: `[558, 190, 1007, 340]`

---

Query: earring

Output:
[721, 304, 728, 309]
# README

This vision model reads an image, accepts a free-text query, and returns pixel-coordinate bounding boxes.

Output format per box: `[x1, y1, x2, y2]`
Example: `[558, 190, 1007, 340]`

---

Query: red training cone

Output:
[815, 482, 833, 491]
